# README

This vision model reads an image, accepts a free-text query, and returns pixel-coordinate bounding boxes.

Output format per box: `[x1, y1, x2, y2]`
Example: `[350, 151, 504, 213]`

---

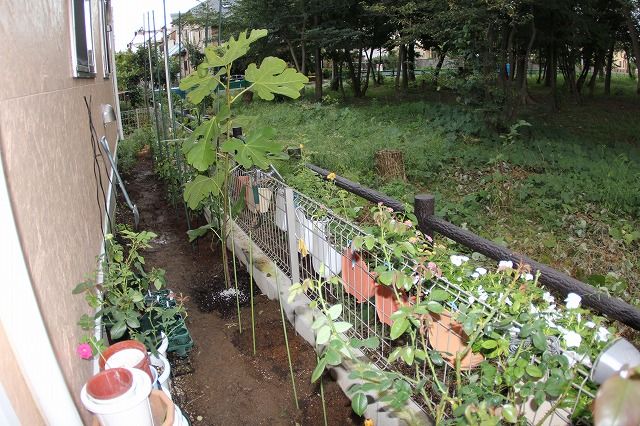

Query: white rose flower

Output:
[468, 295, 476, 304]
[565, 293, 581, 309]
[498, 260, 513, 272]
[478, 291, 489, 303]
[471, 272, 480, 279]
[450, 255, 469, 267]
[563, 330, 582, 348]
[584, 321, 596, 329]
[475, 267, 487, 276]
[542, 292, 555, 303]
[596, 326, 610, 343]
[563, 351, 592, 368]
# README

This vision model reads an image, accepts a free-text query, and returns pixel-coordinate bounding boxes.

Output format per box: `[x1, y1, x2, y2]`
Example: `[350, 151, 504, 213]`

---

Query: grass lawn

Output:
[235, 73, 640, 308]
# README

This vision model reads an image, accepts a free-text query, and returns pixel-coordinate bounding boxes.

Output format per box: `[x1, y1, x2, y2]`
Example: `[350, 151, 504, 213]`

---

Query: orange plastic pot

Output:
[427, 310, 484, 370]
[374, 284, 401, 326]
[341, 249, 376, 302]
[100, 340, 153, 381]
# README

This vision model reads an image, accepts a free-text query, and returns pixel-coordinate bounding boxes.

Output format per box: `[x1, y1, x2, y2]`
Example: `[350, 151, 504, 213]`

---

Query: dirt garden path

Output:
[115, 151, 359, 426]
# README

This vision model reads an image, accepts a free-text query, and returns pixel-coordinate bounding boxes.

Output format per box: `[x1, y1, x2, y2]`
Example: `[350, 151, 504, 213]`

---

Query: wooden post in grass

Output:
[414, 194, 436, 241]
[375, 149, 406, 182]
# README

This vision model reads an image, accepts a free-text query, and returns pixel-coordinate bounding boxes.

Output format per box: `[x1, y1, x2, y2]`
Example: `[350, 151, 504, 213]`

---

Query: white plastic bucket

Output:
[149, 353, 172, 396]
[310, 221, 342, 278]
[81, 367, 153, 426]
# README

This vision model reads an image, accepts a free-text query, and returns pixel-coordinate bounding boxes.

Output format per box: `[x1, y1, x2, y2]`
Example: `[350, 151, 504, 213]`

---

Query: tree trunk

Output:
[375, 149, 406, 182]
[518, 22, 536, 105]
[507, 25, 516, 81]
[550, 44, 559, 111]
[576, 48, 593, 94]
[339, 58, 345, 96]
[537, 48, 544, 84]
[433, 48, 448, 86]
[330, 51, 339, 91]
[587, 51, 604, 96]
[363, 47, 375, 92]
[285, 38, 301, 72]
[300, 19, 307, 75]
[544, 48, 553, 87]
[377, 47, 383, 84]
[408, 43, 416, 81]
[346, 51, 362, 97]
[627, 15, 640, 94]
[395, 46, 402, 90]
[315, 46, 322, 100]
[604, 42, 614, 95]
[401, 44, 409, 90]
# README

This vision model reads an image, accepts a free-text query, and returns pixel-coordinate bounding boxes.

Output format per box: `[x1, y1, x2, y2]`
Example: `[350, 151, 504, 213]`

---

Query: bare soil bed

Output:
[116, 152, 360, 425]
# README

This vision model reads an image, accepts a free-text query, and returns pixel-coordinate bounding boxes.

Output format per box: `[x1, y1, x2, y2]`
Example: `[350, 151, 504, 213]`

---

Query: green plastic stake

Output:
[229, 218, 242, 333]
[275, 270, 299, 409]
[249, 230, 256, 355]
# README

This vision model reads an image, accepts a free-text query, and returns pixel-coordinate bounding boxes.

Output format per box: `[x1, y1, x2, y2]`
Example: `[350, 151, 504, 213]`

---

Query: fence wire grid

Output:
[228, 167, 595, 425]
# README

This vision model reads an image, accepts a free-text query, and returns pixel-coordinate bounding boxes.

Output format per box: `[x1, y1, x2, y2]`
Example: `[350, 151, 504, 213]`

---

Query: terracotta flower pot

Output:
[100, 340, 153, 381]
[427, 310, 484, 370]
[86, 368, 134, 402]
[374, 284, 401, 326]
[341, 249, 376, 303]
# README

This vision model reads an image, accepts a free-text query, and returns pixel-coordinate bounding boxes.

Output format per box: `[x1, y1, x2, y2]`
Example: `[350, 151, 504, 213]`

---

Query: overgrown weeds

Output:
[236, 84, 640, 307]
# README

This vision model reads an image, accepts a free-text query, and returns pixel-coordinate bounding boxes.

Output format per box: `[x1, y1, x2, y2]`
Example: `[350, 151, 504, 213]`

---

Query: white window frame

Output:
[99, 0, 112, 78]
[71, 0, 96, 78]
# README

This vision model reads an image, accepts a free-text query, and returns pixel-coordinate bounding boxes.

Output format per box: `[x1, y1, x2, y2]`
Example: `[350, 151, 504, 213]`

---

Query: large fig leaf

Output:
[182, 105, 231, 171]
[183, 170, 225, 209]
[203, 29, 268, 68]
[180, 65, 225, 105]
[220, 127, 281, 170]
[593, 375, 640, 426]
[245, 57, 309, 100]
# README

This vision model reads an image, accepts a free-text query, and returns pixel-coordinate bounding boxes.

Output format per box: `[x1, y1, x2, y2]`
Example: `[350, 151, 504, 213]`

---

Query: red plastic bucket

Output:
[86, 368, 134, 401]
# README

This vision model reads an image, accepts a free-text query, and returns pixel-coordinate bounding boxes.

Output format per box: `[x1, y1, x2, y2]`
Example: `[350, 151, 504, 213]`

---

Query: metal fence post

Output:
[284, 187, 300, 284]
[414, 193, 435, 241]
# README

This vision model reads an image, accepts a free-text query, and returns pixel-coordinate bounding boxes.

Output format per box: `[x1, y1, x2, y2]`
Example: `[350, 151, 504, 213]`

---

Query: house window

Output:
[71, 0, 96, 77]
[99, 0, 112, 77]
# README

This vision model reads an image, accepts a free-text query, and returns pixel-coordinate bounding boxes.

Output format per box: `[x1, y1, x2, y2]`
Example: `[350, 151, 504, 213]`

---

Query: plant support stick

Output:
[249, 230, 256, 355]
[230, 217, 242, 333]
[275, 270, 299, 409]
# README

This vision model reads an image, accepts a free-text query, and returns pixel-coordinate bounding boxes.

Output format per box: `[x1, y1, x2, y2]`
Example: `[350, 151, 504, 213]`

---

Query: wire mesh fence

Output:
[228, 166, 595, 425]
[121, 107, 153, 136]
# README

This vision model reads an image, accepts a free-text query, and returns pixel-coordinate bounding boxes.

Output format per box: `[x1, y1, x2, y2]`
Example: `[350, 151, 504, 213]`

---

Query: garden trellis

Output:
[226, 166, 597, 425]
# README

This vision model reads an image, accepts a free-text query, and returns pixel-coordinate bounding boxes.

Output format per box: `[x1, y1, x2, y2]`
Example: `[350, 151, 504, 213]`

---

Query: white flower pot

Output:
[591, 338, 640, 385]
[294, 208, 314, 255]
[81, 367, 154, 426]
[274, 189, 287, 231]
[310, 220, 342, 279]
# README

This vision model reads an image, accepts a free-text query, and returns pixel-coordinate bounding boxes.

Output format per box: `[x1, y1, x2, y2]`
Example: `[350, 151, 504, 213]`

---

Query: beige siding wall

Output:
[0, 324, 45, 425]
[0, 0, 118, 422]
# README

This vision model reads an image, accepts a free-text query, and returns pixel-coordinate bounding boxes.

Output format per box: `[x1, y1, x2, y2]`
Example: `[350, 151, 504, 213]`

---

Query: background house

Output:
[0, 0, 119, 423]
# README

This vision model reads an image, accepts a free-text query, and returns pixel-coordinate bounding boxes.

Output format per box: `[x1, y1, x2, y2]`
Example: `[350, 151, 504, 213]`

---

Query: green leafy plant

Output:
[178, 29, 307, 289]
[73, 230, 185, 352]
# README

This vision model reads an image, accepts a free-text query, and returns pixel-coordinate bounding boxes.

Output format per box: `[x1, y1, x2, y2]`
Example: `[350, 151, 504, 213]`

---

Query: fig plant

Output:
[178, 29, 307, 289]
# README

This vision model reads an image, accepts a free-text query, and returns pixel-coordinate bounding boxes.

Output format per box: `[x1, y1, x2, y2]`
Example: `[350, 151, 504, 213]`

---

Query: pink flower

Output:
[427, 262, 442, 277]
[76, 343, 93, 359]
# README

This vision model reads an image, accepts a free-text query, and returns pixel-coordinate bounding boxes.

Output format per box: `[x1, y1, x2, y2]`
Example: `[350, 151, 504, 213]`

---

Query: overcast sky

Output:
[112, 0, 201, 52]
